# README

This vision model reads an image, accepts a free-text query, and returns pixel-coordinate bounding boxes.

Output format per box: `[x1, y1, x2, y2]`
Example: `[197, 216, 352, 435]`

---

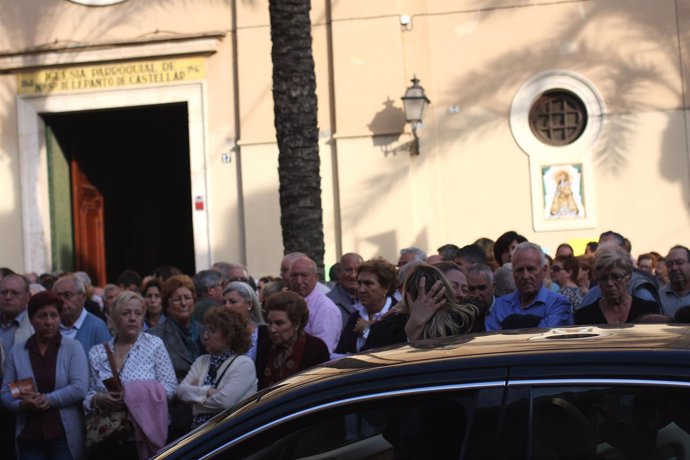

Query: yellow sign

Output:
[17, 57, 205, 95]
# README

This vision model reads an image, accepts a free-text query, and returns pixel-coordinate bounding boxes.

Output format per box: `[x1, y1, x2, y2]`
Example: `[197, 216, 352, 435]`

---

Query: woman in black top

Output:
[575, 245, 660, 325]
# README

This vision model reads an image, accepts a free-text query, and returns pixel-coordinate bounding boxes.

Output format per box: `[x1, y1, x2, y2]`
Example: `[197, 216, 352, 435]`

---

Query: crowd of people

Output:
[0, 229, 688, 459]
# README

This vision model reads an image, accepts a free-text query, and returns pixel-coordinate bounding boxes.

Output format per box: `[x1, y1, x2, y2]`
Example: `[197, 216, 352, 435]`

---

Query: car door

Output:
[501, 375, 690, 460]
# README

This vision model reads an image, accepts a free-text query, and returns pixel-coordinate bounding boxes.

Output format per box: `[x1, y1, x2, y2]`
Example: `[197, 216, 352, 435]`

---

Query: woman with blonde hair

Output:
[363, 263, 477, 349]
[575, 245, 660, 325]
[85, 290, 176, 459]
[401, 264, 477, 341]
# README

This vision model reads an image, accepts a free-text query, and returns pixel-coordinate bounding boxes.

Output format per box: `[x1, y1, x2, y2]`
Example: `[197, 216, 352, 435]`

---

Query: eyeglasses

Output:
[551, 265, 563, 273]
[56, 291, 82, 299]
[597, 273, 628, 283]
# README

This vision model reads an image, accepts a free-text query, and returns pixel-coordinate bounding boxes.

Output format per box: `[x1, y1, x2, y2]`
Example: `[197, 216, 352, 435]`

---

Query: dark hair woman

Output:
[493, 231, 527, 266]
[177, 308, 257, 429]
[256, 291, 329, 389]
[1, 292, 89, 460]
[335, 258, 398, 355]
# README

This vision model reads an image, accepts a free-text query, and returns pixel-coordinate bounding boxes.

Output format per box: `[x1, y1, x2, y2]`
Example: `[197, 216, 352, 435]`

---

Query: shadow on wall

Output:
[438, 0, 677, 175]
[367, 97, 408, 156]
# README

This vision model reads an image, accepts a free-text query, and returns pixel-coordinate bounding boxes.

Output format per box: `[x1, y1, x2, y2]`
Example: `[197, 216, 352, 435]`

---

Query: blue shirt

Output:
[485, 286, 573, 331]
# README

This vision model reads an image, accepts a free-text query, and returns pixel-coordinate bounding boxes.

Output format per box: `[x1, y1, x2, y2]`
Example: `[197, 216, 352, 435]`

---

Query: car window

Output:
[212, 387, 503, 460]
[527, 385, 690, 460]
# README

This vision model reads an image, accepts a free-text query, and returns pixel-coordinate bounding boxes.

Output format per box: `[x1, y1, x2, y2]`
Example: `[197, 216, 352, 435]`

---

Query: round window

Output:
[528, 90, 587, 146]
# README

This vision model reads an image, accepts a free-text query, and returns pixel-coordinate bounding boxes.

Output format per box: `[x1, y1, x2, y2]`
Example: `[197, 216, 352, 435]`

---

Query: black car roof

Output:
[236, 324, 690, 411]
[156, 324, 690, 459]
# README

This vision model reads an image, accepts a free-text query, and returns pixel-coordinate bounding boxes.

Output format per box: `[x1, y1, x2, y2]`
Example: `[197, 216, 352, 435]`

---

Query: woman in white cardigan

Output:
[177, 307, 257, 429]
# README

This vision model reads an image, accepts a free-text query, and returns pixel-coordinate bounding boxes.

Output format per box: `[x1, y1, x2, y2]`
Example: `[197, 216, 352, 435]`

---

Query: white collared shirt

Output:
[355, 297, 393, 352]
[60, 307, 87, 340]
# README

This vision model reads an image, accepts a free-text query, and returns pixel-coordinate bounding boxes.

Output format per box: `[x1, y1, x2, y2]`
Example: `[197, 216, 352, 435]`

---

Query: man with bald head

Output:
[288, 256, 341, 353]
[281, 252, 330, 294]
[327, 252, 364, 327]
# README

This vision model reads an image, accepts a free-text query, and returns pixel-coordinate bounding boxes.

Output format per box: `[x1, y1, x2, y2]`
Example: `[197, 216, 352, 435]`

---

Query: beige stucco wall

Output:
[0, 0, 688, 280]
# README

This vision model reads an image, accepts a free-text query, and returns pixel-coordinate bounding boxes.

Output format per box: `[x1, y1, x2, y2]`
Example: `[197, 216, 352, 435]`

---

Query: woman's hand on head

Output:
[404, 277, 446, 341]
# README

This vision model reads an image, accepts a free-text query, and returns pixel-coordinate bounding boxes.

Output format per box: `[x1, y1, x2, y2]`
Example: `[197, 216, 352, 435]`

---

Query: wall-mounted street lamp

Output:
[401, 76, 430, 156]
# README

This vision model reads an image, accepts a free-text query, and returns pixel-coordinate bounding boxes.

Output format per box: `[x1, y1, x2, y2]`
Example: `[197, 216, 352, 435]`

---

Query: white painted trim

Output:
[509, 70, 604, 231]
[0, 36, 223, 72]
[16, 82, 211, 274]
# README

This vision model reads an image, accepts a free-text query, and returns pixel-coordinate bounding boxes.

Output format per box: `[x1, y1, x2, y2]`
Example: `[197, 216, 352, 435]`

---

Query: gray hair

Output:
[466, 263, 494, 284]
[594, 244, 633, 277]
[494, 263, 516, 297]
[193, 270, 223, 296]
[224, 281, 265, 325]
[400, 247, 427, 262]
[74, 271, 92, 289]
[212, 262, 249, 283]
[397, 259, 422, 287]
[54, 274, 85, 294]
[512, 241, 546, 267]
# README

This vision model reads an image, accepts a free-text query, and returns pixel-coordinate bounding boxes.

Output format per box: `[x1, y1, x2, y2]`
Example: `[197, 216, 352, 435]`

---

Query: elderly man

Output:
[192, 270, 225, 322]
[0, 274, 33, 354]
[485, 242, 573, 331]
[288, 256, 341, 353]
[467, 264, 496, 312]
[53, 274, 110, 356]
[659, 245, 690, 317]
[397, 247, 427, 268]
[281, 252, 330, 294]
[0, 275, 30, 460]
[212, 261, 250, 284]
[327, 252, 364, 327]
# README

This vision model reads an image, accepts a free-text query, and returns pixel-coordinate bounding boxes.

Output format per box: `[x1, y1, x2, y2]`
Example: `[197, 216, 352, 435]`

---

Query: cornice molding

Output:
[0, 32, 226, 72]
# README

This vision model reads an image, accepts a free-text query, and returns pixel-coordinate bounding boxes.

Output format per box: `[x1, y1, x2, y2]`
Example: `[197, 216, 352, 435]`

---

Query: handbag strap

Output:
[213, 355, 239, 388]
[104, 343, 123, 391]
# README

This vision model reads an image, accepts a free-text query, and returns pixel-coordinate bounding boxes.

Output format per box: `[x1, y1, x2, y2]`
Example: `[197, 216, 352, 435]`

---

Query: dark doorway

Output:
[43, 103, 196, 284]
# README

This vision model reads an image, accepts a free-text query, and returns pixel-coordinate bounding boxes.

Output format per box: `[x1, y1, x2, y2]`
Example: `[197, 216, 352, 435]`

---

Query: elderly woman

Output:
[1, 292, 89, 460]
[222, 281, 267, 363]
[177, 308, 257, 429]
[553, 255, 584, 308]
[256, 291, 329, 389]
[149, 274, 204, 441]
[85, 291, 176, 459]
[575, 245, 660, 325]
[141, 279, 165, 330]
[335, 258, 398, 354]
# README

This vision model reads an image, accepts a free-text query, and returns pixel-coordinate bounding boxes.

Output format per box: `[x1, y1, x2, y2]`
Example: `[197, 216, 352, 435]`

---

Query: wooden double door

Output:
[44, 103, 196, 285]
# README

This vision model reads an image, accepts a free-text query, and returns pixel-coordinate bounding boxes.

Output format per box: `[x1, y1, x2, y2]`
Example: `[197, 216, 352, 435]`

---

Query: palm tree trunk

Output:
[269, 0, 325, 274]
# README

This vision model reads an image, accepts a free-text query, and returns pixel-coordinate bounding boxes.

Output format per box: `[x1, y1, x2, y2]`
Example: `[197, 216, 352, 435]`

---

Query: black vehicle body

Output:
[154, 324, 690, 460]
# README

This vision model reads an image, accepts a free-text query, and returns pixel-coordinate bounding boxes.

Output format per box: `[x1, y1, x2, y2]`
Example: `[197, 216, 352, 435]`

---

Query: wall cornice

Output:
[0, 32, 226, 72]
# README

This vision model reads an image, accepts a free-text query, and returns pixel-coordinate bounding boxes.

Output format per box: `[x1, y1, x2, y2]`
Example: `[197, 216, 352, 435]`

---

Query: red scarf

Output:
[263, 333, 307, 387]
